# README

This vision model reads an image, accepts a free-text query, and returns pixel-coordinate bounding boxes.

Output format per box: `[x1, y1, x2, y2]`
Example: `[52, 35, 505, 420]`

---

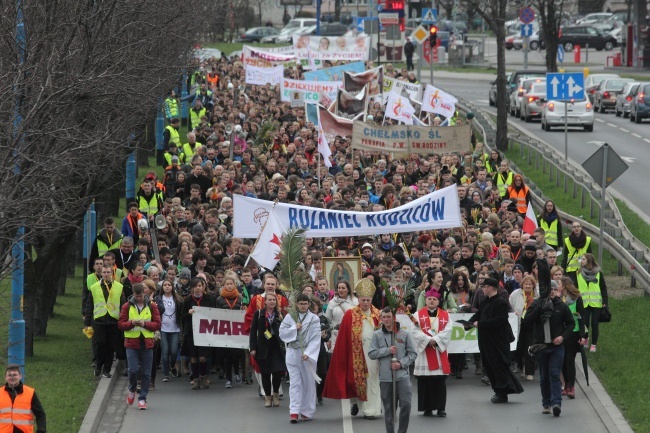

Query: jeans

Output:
[126, 346, 153, 402]
[537, 344, 565, 408]
[160, 331, 179, 376]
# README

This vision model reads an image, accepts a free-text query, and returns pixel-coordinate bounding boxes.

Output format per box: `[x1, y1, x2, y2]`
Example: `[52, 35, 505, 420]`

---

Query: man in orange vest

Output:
[1, 364, 47, 433]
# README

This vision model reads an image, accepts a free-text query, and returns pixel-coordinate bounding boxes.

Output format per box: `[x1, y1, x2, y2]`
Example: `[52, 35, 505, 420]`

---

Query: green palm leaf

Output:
[276, 228, 312, 317]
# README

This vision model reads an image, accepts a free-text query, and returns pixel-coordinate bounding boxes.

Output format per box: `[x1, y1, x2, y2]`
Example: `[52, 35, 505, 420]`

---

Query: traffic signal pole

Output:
[417, 43, 422, 82]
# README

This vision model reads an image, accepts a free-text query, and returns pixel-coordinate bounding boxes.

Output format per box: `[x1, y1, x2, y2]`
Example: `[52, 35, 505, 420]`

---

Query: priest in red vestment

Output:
[323, 278, 382, 419]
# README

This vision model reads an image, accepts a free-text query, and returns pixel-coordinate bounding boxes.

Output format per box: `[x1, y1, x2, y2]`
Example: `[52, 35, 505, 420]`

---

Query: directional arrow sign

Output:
[520, 24, 533, 37]
[557, 44, 565, 63]
[546, 72, 585, 100]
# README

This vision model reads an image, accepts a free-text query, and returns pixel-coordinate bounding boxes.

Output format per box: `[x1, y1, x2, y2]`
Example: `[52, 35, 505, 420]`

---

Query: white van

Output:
[284, 18, 318, 31]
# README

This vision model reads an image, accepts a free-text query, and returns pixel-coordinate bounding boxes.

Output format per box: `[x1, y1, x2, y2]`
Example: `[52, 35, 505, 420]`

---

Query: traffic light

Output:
[429, 25, 438, 47]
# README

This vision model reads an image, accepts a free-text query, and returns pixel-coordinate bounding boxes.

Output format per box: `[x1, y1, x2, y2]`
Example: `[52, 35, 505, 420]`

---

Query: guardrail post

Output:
[630, 275, 636, 288]
[572, 180, 576, 198]
[590, 198, 595, 219]
[581, 187, 585, 208]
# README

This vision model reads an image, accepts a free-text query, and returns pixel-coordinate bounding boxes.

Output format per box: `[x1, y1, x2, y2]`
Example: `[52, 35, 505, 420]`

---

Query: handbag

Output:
[599, 305, 612, 323]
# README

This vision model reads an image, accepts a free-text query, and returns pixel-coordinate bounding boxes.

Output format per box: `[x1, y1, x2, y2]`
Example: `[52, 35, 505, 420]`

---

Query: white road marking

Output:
[644, 139, 650, 144]
[595, 119, 605, 123]
[621, 157, 636, 163]
[342, 399, 353, 433]
[620, 128, 629, 132]
[632, 133, 642, 138]
[607, 123, 617, 127]
[476, 100, 490, 104]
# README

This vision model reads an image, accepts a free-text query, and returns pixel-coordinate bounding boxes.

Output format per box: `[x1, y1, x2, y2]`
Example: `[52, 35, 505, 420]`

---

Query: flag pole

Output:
[318, 151, 321, 189]
[245, 200, 279, 267]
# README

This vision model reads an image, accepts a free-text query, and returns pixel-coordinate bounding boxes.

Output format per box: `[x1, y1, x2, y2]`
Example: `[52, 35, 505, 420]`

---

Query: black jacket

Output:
[249, 309, 283, 360]
[523, 296, 575, 345]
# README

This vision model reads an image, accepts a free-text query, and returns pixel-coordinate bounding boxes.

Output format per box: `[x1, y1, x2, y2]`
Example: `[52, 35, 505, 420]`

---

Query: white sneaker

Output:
[235, 374, 242, 384]
[225, 381, 232, 388]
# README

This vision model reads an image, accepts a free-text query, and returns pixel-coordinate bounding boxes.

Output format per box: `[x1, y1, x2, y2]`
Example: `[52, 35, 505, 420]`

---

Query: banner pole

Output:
[245, 200, 279, 267]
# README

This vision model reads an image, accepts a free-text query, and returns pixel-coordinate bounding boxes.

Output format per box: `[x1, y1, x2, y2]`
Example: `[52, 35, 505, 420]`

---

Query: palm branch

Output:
[276, 228, 312, 319]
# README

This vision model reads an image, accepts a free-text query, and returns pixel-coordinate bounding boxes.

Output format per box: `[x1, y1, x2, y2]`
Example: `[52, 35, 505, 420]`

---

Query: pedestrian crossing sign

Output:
[421, 8, 437, 25]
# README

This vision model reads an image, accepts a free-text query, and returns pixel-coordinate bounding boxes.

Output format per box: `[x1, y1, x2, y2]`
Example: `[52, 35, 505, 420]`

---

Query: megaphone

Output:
[234, 125, 242, 134]
[154, 214, 167, 230]
[238, 84, 246, 92]
[225, 124, 234, 135]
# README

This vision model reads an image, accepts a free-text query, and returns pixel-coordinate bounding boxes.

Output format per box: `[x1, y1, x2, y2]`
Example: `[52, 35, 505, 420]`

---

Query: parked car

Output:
[505, 34, 517, 50]
[514, 30, 546, 50]
[593, 78, 635, 112]
[614, 82, 640, 117]
[276, 25, 316, 44]
[584, 73, 620, 102]
[576, 13, 613, 25]
[559, 25, 617, 52]
[541, 98, 594, 131]
[261, 27, 294, 43]
[629, 82, 650, 123]
[510, 77, 546, 117]
[489, 72, 511, 107]
[285, 18, 318, 30]
[236, 27, 279, 43]
[318, 23, 349, 36]
[520, 82, 548, 122]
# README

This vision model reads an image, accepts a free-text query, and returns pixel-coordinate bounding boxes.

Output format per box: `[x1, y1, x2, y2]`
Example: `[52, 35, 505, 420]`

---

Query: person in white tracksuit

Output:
[280, 294, 322, 424]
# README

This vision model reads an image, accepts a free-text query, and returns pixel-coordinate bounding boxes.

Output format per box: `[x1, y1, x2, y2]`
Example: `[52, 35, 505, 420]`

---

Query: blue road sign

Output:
[421, 8, 438, 24]
[557, 44, 565, 63]
[546, 72, 585, 100]
[520, 24, 533, 37]
[377, 4, 383, 11]
[357, 17, 380, 33]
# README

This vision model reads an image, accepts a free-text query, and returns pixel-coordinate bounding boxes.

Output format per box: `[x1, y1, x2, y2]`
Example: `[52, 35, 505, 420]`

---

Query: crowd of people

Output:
[80, 50, 610, 426]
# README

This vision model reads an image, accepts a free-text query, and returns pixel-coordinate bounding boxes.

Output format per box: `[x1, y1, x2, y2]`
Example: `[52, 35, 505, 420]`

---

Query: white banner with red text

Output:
[280, 78, 341, 106]
[242, 45, 296, 68]
[233, 185, 461, 239]
[396, 312, 520, 353]
[192, 307, 249, 348]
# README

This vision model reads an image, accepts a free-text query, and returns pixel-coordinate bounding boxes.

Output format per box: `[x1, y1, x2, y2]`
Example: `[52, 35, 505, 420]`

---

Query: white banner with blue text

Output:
[233, 186, 461, 239]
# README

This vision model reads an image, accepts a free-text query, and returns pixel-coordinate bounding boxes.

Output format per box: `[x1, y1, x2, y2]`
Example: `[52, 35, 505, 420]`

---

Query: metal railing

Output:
[457, 98, 650, 295]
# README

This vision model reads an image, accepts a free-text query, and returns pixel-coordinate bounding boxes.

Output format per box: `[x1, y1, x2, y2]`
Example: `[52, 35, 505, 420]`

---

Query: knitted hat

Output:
[179, 268, 191, 280]
[355, 278, 376, 298]
[361, 243, 373, 252]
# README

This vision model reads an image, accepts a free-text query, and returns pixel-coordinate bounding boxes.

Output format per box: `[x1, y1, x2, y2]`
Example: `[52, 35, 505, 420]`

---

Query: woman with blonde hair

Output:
[509, 275, 538, 381]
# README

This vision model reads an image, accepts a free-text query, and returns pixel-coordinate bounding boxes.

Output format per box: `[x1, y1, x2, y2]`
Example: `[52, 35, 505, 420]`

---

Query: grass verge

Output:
[588, 296, 650, 433]
[0, 273, 95, 432]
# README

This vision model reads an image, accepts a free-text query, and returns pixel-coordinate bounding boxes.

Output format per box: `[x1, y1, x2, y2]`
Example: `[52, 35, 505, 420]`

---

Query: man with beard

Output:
[465, 277, 523, 403]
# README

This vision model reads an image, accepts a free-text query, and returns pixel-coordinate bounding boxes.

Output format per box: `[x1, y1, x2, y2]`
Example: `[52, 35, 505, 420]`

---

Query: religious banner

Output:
[335, 85, 367, 119]
[352, 121, 472, 154]
[304, 61, 365, 81]
[382, 77, 423, 103]
[293, 35, 370, 62]
[385, 91, 416, 125]
[280, 78, 341, 107]
[192, 308, 249, 349]
[396, 313, 520, 353]
[245, 65, 284, 86]
[344, 66, 383, 96]
[318, 104, 353, 142]
[421, 84, 458, 118]
[242, 45, 296, 68]
[233, 185, 461, 238]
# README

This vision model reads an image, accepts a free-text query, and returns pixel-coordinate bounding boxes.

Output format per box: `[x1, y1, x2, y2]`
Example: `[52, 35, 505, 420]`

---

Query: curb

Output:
[575, 357, 634, 433]
[79, 360, 124, 433]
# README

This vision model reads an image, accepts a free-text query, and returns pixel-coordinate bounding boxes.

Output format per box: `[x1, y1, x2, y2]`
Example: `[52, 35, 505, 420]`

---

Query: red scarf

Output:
[417, 307, 451, 374]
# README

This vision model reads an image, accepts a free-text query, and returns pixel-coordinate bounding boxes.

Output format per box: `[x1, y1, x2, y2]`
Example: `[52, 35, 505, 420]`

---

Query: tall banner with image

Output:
[293, 35, 370, 62]
[242, 45, 296, 68]
[280, 78, 341, 107]
[344, 66, 383, 97]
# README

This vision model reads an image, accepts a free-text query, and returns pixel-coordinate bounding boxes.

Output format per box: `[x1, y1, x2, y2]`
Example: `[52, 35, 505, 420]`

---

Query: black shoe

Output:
[171, 368, 178, 378]
[102, 372, 112, 379]
[423, 410, 434, 417]
[437, 411, 447, 417]
[552, 405, 561, 417]
[363, 415, 376, 420]
[350, 404, 359, 416]
[94, 369, 101, 379]
[317, 397, 323, 405]
[456, 370, 463, 379]
[491, 394, 508, 404]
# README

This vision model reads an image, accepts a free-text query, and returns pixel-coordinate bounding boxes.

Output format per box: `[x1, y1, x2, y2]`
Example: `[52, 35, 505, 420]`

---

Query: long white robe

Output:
[325, 296, 358, 351]
[411, 310, 453, 376]
[280, 311, 321, 418]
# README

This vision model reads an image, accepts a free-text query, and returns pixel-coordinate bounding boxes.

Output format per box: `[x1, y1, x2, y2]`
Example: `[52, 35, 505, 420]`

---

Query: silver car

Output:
[541, 98, 594, 131]
[593, 78, 634, 113]
[614, 82, 640, 118]
[510, 77, 545, 118]
[520, 82, 547, 122]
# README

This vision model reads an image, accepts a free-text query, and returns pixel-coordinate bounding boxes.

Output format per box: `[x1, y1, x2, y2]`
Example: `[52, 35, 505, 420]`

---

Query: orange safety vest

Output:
[0, 385, 35, 433]
[507, 185, 529, 214]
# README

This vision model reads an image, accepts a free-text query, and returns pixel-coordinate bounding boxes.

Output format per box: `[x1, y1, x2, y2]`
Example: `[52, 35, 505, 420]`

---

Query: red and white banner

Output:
[242, 45, 295, 68]
[249, 209, 286, 270]
[192, 307, 249, 348]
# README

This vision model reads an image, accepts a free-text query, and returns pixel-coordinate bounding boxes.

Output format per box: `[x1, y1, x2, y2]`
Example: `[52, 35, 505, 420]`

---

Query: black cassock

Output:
[469, 295, 524, 396]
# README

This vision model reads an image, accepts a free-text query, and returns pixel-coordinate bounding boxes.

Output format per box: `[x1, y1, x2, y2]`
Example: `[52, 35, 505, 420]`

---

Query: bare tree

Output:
[462, 0, 509, 150]
[532, 0, 564, 72]
[0, 0, 220, 356]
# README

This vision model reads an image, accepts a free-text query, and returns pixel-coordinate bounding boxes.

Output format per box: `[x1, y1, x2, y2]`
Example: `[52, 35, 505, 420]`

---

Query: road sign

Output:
[377, 4, 383, 11]
[582, 142, 628, 188]
[421, 8, 437, 24]
[519, 6, 535, 24]
[385, 24, 401, 40]
[546, 72, 585, 100]
[557, 44, 565, 63]
[423, 43, 431, 64]
[379, 12, 399, 25]
[412, 25, 429, 45]
[520, 24, 533, 37]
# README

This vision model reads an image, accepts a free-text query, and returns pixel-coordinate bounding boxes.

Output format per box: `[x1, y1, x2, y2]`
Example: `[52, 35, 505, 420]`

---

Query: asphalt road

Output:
[432, 73, 650, 220]
[98, 362, 609, 433]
